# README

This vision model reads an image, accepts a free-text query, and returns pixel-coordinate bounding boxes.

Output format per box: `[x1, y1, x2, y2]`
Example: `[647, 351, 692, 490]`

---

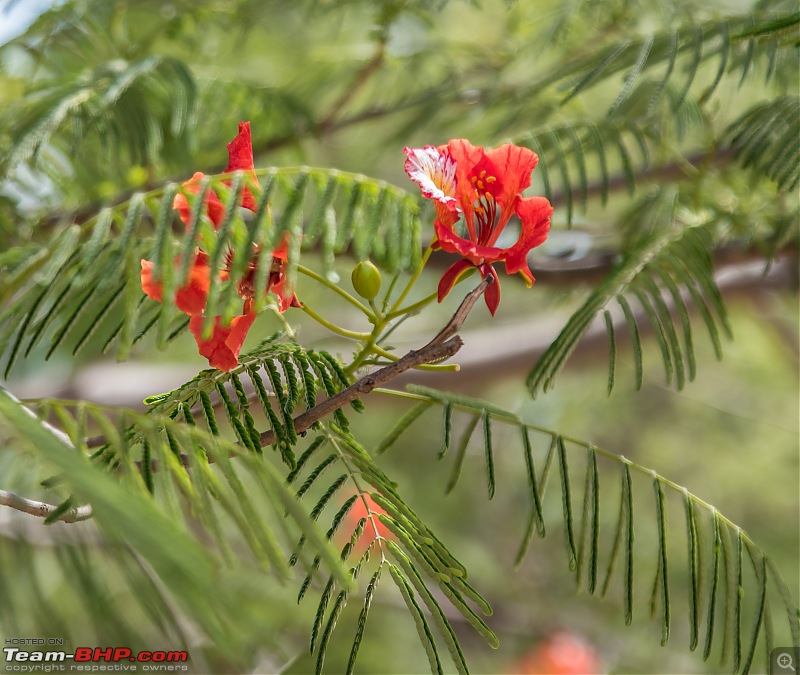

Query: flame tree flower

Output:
[341, 493, 395, 556]
[141, 122, 299, 371]
[404, 139, 552, 315]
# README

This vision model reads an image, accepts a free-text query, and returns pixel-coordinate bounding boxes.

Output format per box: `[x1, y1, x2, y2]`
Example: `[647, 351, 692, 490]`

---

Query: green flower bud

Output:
[351, 260, 382, 300]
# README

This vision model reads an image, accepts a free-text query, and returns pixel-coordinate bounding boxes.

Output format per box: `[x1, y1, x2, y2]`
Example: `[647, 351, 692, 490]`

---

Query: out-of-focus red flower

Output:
[510, 631, 601, 675]
[172, 121, 259, 228]
[404, 139, 552, 315]
[140, 122, 299, 371]
[341, 493, 395, 556]
[140, 251, 218, 316]
[189, 309, 257, 374]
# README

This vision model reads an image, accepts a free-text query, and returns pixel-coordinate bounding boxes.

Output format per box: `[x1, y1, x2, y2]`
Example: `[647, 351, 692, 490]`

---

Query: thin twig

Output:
[260, 336, 463, 447]
[0, 489, 93, 523]
[318, 48, 386, 135]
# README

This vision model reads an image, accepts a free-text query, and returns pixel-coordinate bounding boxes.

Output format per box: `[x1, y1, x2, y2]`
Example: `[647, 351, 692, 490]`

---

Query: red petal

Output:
[189, 312, 257, 372]
[271, 231, 292, 261]
[437, 258, 474, 303]
[225, 121, 255, 173]
[205, 191, 226, 227]
[482, 143, 539, 208]
[225, 121, 259, 211]
[445, 138, 484, 238]
[172, 172, 205, 227]
[445, 138, 483, 192]
[503, 195, 553, 284]
[270, 273, 300, 312]
[175, 258, 212, 315]
[434, 218, 507, 266]
[173, 172, 226, 229]
[141, 254, 212, 315]
[343, 494, 394, 555]
[478, 263, 501, 316]
[140, 259, 163, 303]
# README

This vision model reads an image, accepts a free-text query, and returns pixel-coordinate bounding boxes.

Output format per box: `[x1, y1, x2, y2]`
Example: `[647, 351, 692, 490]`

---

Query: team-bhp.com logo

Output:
[3, 647, 188, 671]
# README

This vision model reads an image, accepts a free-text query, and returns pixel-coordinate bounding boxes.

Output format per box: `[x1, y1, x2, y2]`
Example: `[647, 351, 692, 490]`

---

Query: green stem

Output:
[344, 324, 383, 377]
[269, 305, 297, 339]
[301, 303, 370, 340]
[380, 272, 401, 313]
[298, 265, 375, 319]
[369, 298, 384, 322]
[387, 264, 478, 319]
[372, 345, 459, 372]
[386, 291, 439, 320]
[388, 244, 434, 315]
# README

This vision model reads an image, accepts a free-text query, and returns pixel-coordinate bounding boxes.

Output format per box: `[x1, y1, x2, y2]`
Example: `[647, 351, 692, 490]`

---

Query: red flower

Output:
[404, 139, 552, 315]
[511, 632, 601, 675]
[172, 121, 259, 228]
[140, 122, 299, 371]
[189, 310, 257, 374]
[341, 493, 394, 556]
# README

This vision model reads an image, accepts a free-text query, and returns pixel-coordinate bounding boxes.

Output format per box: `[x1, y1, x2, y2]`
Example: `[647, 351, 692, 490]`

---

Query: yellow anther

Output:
[474, 205, 485, 214]
[480, 170, 486, 178]
[486, 175, 497, 183]
[471, 176, 478, 183]
[477, 180, 485, 189]
[485, 191, 493, 200]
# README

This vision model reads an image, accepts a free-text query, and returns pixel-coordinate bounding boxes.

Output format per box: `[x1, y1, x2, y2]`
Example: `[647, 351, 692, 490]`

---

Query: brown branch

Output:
[258, 278, 491, 446]
[397, 252, 798, 389]
[82, 278, 490, 452]
[317, 48, 386, 135]
[548, 147, 738, 208]
[259, 335, 463, 447]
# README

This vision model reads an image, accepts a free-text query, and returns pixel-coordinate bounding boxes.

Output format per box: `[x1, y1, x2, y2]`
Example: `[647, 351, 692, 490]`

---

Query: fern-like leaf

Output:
[376, 386, 799, 672]
[527, 222, 729, 397]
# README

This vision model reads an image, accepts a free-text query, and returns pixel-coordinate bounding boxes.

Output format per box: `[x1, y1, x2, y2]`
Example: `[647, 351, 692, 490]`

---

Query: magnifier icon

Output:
[778, 652, 796, 671]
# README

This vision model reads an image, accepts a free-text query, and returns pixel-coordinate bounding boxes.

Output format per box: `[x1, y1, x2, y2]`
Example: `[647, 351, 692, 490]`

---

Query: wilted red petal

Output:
[225, 121, 259, 211]
[437, 258, 474, 303]
[225, 121, 255, 173]
[270, 273, 301, 312]
[189, 312, 257, 372]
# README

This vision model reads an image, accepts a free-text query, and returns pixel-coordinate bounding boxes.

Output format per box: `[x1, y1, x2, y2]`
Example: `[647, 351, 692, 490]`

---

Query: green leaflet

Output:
[527, 222, 728, 397]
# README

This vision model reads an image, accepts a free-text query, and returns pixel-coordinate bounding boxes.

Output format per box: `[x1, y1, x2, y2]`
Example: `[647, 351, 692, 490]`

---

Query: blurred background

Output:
[0, 0, 797, 673]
